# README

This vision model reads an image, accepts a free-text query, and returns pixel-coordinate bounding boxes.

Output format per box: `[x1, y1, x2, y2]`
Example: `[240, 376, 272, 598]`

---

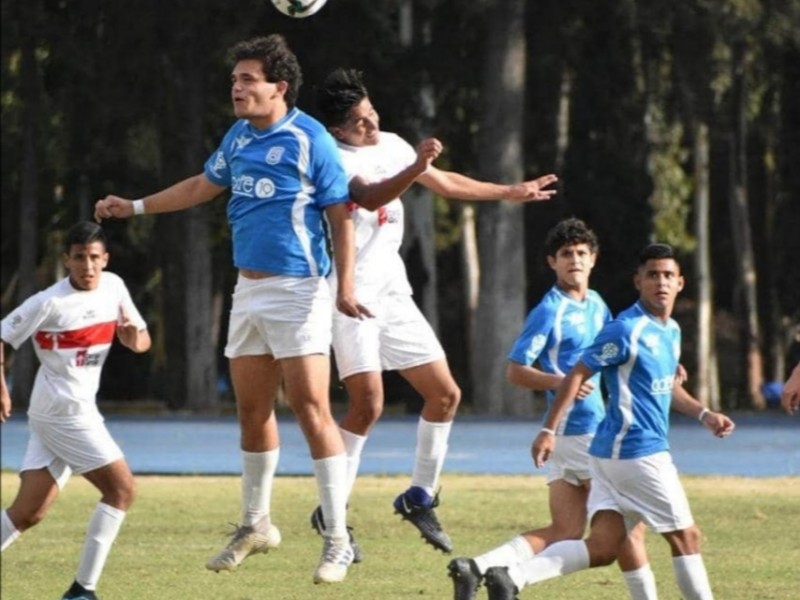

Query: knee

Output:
[8, 506, 47, 532]
[666, 525, 702, 555]
[425, 384, 461, 419]
[586, 533, 626, 567]
[348, 400, 383, 432]
[103, 478, 137, 511]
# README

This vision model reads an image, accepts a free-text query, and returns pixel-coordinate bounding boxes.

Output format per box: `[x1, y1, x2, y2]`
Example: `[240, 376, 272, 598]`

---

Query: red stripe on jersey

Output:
[35, 321, 116, 350]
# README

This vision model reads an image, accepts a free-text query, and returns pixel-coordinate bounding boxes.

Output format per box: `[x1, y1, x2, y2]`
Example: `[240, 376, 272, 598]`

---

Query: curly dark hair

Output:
[544, 217, 599, 257]
[228, 35, 303, 108]
[314, 68, 368, 127]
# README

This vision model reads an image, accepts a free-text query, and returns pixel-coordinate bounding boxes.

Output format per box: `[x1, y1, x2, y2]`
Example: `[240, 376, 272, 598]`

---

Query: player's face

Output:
[332, 98, 380, 147]
[65, 242, 108, 291]
[230, 59, 288, 128]
[635, 258, 684, 319]
[547, 243, 596, 295]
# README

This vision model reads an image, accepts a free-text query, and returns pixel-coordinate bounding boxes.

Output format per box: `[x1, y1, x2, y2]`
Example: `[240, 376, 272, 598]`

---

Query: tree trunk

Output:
[729, 42, 765, 409]
[12, 1, 42, 407]
[156, 5, 217, 411]
[471, 0, 529, 415]
[692, 121, 720, 410]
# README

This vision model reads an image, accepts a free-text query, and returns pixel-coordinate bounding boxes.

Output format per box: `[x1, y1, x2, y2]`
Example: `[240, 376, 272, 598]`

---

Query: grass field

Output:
[1, 472, 798, 599]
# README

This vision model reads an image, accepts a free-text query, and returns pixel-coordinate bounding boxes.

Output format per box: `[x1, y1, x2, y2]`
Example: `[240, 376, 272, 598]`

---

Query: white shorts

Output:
[225, 275, 332, 360]
[547, 433, 593, 485]
[587, 452, 694, 533]
[23, 417, 124, 489]
[332, 294, 445, 379]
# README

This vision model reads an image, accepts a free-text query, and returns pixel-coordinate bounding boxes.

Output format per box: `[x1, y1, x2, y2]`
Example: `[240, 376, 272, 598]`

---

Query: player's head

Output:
[228, 35, 302, 115]
[634, 243, 684, 319]
[64, 221, 109, 291]
[544, 218, 599, 293]
[315, 68, 380, 147]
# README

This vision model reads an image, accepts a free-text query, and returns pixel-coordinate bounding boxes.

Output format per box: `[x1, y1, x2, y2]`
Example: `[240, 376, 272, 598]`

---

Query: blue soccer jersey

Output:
[204, 108, 350, 277]
[583, 301, 682, 459]
[507, 286, 611, 435]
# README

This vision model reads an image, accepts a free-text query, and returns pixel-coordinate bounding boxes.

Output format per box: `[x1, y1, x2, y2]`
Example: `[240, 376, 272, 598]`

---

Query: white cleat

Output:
[205, 518, 281, 572]
[313, 535, 354, 584]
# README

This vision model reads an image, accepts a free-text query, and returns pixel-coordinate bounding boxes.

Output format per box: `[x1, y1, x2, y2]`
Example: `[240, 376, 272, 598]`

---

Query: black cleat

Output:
[61, 581, 99, 600]
[484, 567, 520, 600]
[309, 505, 364, 563]
[448, 557, 482, 600]
[393, 489, 453, 553]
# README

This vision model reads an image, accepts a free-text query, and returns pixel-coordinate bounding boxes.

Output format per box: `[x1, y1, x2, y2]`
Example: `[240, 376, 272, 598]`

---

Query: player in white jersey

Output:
[0, 222, 151, 600]
[481, 243, 735, 600]
[312, 68, 557, 556]
[94, 36, 370, 584]
[449, 218, 655, 600]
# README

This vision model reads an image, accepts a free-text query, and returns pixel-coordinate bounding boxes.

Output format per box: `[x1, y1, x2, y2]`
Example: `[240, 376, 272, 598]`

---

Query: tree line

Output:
[2, 0, 798, 414]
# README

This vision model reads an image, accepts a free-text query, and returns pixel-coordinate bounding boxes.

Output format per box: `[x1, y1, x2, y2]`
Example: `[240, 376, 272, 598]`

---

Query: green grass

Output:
[2, 473, 798, 599]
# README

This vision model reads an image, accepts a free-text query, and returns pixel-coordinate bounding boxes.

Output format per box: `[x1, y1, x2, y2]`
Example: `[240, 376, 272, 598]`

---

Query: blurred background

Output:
[2, 0, 799, 417]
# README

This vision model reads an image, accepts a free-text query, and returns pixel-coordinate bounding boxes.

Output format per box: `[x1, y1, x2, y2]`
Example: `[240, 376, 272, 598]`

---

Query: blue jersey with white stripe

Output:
[204, 108, 350, 277]
[507, 286, 611, 435]
[583, 301, 682, 459]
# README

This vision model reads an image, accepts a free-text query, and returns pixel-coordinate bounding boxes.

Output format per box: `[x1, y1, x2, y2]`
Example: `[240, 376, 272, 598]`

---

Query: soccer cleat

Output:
[61, 580, 99, 600]
[484, 566, 520, 600]
[448, 557, 483, 600]
[205, 517, 281, 572]
[309, 505, 364, 563]
[393, 488, 453, 553]
[313, 535, 354, 584]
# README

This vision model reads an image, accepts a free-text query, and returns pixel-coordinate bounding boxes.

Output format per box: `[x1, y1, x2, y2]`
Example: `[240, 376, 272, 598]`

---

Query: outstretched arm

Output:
[671, 384, 735, 437]
[531, 362, 593, 467]
[417, 165, 558, 203]
[94, 173, 225, 222]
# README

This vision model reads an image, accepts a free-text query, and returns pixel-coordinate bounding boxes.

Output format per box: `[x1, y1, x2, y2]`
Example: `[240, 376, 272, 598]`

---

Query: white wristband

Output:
[697, 408, 709, 422]
[540, 427, 556, 436]
[132, 199, 145, 215]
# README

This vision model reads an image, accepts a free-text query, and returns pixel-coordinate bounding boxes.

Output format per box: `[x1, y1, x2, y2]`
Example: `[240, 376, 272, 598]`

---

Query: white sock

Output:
[75, 503, 126, 591]
[473, 535, 536, 574]
[1, 510, 21, 551]
[507, 540, 590, 591]
[410, 418, 452, 495]
[241, 448, 279, 528]
[312, 454, 348, 538]
[339, 427, 367, 500]
[623, 563, 659, 600]
[672, 554, 714, 600]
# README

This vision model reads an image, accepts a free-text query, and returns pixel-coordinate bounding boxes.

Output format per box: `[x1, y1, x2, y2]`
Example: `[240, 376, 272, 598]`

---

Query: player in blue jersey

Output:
[94, 35, 370, 584]
[481, 243, 735, 600]
[448, 218, 654, 600]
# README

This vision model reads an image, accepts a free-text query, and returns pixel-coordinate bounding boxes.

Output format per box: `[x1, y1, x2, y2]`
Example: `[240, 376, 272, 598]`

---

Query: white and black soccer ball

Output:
[270, 0, 329, 18]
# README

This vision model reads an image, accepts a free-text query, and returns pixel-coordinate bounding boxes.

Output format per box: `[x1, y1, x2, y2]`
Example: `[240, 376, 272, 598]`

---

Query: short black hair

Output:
[544, 217, 599, 257]
[228, 35, 303, 108]
[65, 221, 106, 252]
[638, 243, 678, 265]
[314, 68, 368, 127]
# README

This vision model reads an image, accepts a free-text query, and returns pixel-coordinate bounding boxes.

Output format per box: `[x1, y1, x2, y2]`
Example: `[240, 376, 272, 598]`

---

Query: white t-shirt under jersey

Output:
[1, 272, 146, 423]
[331, 132, 418, 301]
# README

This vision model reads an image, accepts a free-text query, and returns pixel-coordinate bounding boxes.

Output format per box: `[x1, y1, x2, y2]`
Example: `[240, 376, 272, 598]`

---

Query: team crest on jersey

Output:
[594, 342, 619, 365]
[529, 334, 547, 355]
[265, 146, 285, 165]
[255, 178, 276, 198]
[10, 315, 22, 329]
[233, 135, 252, 151]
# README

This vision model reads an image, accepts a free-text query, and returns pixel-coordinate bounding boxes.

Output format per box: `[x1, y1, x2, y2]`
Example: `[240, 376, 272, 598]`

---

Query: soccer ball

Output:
[270, 0, 328, 18]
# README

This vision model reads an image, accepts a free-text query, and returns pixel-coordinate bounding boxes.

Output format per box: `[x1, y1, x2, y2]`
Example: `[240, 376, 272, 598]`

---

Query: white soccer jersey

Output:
[330, 132, 418, 301]
[1, 272, 146, 422]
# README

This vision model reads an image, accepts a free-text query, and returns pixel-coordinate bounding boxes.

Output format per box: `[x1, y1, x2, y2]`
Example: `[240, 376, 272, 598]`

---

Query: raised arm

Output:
[116, 308, 152, 354]
[94, 173, 225, 222]
[531, 362, 594, 467]
[671, 384, 735, 438]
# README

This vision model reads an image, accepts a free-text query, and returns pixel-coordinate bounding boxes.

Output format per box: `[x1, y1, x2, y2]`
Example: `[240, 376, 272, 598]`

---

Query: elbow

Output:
[506, 363, 523, 386]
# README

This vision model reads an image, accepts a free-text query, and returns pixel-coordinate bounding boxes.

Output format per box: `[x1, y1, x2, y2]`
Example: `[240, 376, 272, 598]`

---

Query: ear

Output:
[633, 271, 642, 291]
[546, 255, 557, 271]
[275, 80, 289, 97]
[329, 126, 345, 141]
[676, 274, 685, 292]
